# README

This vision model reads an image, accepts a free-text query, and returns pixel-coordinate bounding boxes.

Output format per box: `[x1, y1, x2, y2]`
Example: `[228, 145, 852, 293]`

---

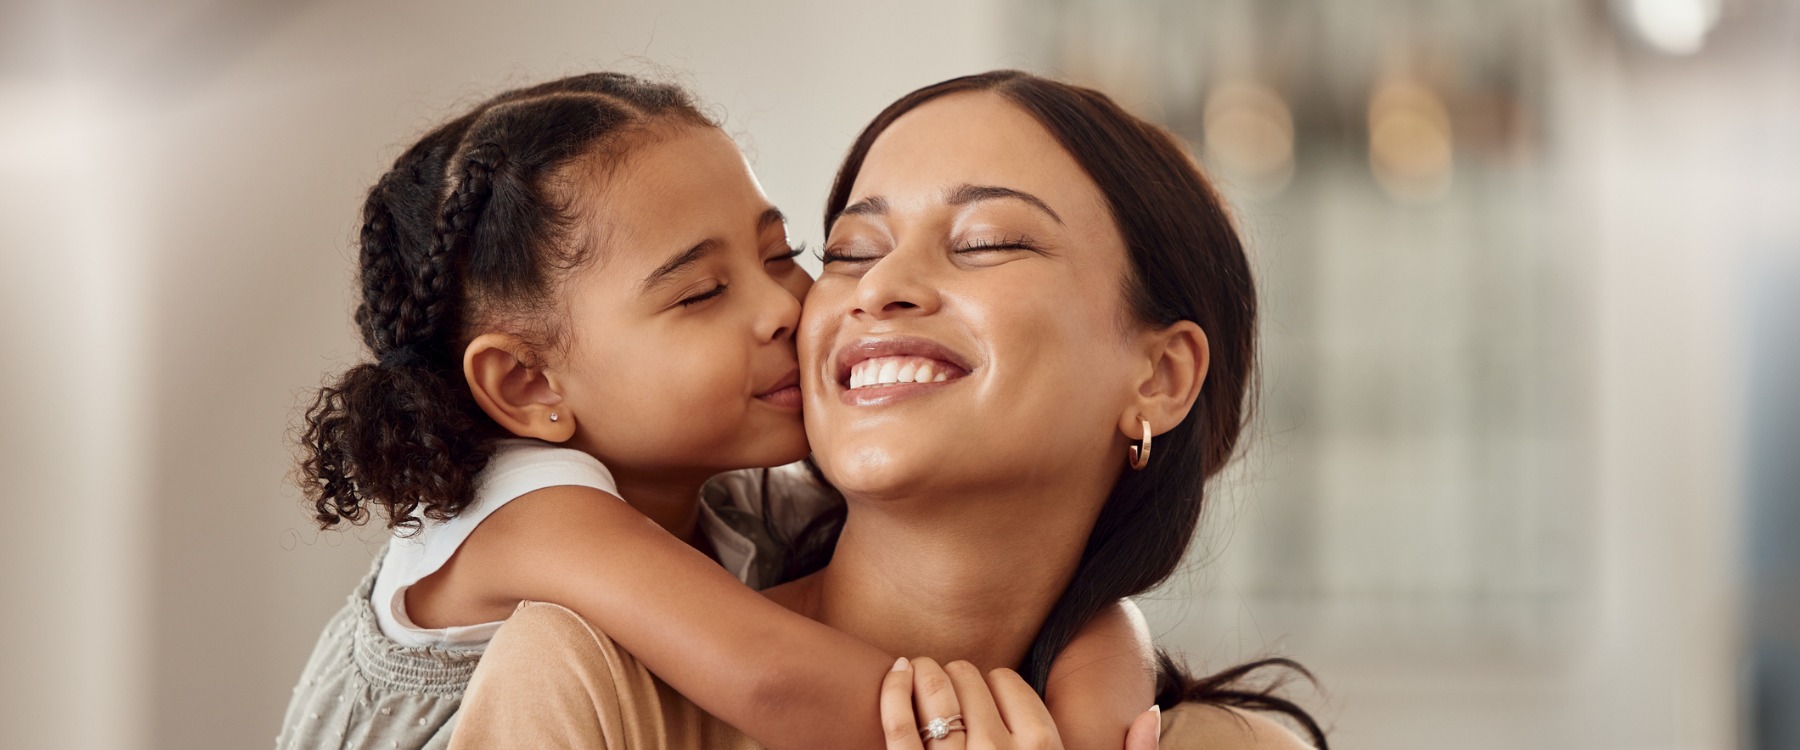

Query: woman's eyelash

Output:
[777, 243, 806, 261]
[956, 236, 1038, 253]
[678, 284, 727, 307]
[818, 236, 1039, 264]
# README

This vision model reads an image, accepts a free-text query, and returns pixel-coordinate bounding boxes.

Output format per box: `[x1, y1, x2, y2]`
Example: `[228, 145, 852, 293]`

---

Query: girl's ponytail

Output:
[300, 147, 503, 534]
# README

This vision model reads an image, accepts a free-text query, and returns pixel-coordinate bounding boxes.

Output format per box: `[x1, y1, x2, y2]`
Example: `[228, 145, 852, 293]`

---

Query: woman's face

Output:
[801, 92, 1143, 500]
[556, 125, 814, 475]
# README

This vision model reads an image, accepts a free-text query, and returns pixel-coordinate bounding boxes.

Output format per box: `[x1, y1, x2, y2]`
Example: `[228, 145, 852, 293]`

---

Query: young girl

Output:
[279, 72, 1156, 750]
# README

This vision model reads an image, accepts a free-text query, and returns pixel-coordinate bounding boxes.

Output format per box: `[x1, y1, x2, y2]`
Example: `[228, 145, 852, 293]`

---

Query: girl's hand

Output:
[881, 656, 1071, 750]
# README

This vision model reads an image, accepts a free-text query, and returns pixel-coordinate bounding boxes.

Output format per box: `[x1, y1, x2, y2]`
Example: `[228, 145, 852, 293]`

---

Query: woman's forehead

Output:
[849, 92, 1110, 226]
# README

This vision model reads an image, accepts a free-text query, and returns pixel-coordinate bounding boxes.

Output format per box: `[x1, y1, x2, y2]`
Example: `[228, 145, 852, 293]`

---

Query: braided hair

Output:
[300, 73, 712, 535]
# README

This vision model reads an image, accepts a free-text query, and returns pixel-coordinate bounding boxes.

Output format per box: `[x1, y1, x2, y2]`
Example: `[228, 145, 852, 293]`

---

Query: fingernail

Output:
[892, 657, 910, 672]
[1151, 704, 1162, 741]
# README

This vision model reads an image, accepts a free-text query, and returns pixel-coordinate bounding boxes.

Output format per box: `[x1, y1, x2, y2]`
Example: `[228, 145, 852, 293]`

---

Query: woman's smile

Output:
[830, 335, 974, 407]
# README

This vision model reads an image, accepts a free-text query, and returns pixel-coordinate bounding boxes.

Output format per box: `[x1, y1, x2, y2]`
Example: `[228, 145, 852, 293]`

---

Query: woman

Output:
[451, 70, 1325, 749]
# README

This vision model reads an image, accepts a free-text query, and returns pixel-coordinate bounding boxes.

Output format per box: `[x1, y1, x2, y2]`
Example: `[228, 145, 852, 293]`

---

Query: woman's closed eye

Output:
[819, 240, 884, 266]
[954, 234, 1042, 254]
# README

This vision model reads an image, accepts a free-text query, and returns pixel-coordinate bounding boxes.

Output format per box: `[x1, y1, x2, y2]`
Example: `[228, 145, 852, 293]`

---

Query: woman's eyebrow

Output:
[945, 183, 1063, 224]
[831, 196, 889, 226]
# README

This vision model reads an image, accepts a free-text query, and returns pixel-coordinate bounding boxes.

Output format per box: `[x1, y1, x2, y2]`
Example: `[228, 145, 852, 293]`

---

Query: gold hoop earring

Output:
[1128, 417, 1152, 470]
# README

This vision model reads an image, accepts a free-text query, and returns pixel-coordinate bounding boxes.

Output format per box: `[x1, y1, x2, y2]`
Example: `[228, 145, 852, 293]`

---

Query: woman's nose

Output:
[851, 242, 941, 320]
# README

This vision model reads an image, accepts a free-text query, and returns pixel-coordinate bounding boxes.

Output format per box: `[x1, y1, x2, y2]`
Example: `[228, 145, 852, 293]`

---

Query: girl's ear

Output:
[1117, 320, 1209, 443]
[463, 333, 573, 442]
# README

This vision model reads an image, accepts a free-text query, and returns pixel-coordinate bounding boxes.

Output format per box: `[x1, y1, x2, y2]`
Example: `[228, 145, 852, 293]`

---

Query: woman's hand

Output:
[880, 657, 1162, 750]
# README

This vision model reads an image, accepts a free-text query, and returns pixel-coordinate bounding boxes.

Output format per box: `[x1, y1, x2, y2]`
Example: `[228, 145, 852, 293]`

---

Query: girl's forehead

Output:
[577, 126, 774, 273]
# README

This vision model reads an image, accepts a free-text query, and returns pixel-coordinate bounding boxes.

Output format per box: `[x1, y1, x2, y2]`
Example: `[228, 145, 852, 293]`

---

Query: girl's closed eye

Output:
[767, 243, 805, 266]
[678, 283, 728, 307]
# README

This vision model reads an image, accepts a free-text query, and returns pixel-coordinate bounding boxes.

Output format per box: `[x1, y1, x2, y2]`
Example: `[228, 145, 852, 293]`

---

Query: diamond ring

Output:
[920, 714, 966, 741]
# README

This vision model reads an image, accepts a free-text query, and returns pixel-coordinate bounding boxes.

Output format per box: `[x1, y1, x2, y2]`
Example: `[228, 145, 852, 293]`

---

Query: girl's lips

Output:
[756, 385, 803, 410]
[755, 368, 802, 410]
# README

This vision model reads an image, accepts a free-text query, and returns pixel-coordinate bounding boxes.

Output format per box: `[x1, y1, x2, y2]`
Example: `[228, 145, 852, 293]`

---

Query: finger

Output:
[943, 661, 1004, 745]
[986, 667, 1061, 750]
[881, 658, 927, 750]
[1124, 705, 1161, 750]
[911, 658, 966, 750]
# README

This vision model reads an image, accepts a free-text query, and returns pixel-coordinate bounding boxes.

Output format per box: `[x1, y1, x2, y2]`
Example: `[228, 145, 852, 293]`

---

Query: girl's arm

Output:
[1044, 600, 1159, 750]
[440, 484, 890, 750]
[432, 484, 1158, 749]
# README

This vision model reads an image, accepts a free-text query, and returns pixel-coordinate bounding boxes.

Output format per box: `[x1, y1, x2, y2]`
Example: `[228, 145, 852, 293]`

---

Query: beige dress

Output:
[452, 601, 756, 749]
[451, 602, 1256, 749]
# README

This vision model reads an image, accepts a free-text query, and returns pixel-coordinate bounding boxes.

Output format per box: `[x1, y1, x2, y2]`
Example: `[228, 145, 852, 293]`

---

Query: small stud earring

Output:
[549, 412, 559, 423]
[1128, 417, 1152, 470]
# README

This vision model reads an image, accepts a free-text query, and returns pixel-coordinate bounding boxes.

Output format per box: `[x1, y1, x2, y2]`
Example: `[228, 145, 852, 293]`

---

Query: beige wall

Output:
[1, 2, 1015, 747]
[3, 1, 1789, 749]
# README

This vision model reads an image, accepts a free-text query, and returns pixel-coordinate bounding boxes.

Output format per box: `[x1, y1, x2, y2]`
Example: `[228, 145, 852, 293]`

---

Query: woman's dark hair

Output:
[800, 70, 1327, 746]
[299, 73, 711, 534]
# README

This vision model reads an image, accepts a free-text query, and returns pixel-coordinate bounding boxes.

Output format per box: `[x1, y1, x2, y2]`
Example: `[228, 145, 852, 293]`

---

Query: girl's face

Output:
[555, 125, 813, 477]
[800, 92, 1143, 501]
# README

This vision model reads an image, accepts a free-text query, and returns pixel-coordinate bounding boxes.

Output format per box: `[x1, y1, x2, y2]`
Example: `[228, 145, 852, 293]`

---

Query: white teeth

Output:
[845, 356, 962, 390]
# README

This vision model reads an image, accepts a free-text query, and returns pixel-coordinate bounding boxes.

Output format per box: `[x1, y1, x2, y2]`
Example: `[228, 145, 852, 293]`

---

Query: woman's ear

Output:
[463, 333, 574, 442]
[1118, 320, 1209, 440]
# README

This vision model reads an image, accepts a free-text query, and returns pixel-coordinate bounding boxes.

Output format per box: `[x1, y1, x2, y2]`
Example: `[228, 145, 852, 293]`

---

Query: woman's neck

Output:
[772, 482, 1108, 672]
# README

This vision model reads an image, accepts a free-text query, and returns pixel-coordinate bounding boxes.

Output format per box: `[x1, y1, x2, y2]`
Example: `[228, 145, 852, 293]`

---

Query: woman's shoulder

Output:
[1159, 703, 1316, 750]
[454, 602, 755, 750]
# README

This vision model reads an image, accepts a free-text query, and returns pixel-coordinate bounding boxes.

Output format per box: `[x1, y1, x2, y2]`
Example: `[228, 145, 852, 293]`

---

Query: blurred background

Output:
[2, 0, 1796, 747]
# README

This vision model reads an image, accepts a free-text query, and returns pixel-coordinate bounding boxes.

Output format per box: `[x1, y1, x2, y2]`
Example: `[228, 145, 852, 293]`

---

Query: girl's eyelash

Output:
[678, 284, 727, 307]
[777, 242, 806, 261]
[819, 249, 872, 264]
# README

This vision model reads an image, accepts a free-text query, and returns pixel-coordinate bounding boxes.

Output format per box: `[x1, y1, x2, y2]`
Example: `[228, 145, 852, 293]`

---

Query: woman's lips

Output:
[832, 336, 974, 407]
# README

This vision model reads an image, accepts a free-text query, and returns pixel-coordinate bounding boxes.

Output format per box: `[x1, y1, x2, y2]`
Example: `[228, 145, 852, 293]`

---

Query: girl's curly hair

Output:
[299, 73, 711, 535]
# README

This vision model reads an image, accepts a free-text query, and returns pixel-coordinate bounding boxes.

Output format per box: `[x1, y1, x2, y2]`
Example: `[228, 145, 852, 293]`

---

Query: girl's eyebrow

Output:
[639, 239, 719, 294]
[639, 207, 790, 294]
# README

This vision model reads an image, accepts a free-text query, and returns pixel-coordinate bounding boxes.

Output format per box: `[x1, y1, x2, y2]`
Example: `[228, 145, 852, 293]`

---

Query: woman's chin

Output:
[813, 443, 952, 501]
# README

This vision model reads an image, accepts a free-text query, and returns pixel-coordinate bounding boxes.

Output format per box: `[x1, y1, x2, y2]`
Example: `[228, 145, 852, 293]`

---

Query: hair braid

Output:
[392, 142, 503, 360]
[352, 175, 412, 356]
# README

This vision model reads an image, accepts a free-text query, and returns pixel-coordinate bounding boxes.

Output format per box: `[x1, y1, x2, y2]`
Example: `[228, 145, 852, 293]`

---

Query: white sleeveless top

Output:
[370, 439, 620, 651]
